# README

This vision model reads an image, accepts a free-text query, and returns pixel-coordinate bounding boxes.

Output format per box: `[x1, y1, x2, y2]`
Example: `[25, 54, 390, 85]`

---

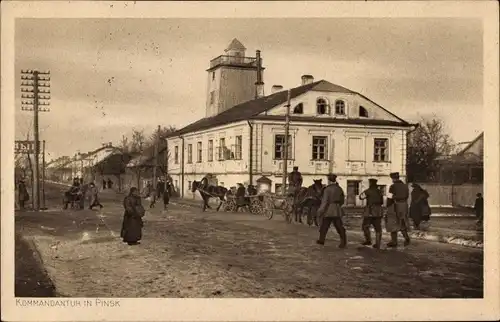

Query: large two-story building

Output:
[166, 39, 416, 206]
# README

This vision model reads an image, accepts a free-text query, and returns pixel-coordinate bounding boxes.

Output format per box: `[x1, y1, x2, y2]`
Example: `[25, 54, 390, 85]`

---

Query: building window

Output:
[335, 100, 345, 115]
[188, 181, 192, 192]
[207, 140, 214, 162]
[312, 136, 327, 160]
[174, 146, 179, 164]
[235, 135, 242, 159]
[187, 144, 193, 164]
[316, 98, 329, 115]
[210, 91, 215, 105]
[293, 103, 303, 114]
[373, 138, 388, 162]
[218, 138, 226, 161]
[359, 106, 368, 117]
[212, 72, 215, 81]
[197, 142, 202, 163]
[274, 134, 293, 159]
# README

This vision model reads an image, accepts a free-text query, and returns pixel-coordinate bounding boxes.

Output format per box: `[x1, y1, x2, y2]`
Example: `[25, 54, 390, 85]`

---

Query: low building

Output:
[166, 39, 416, 206]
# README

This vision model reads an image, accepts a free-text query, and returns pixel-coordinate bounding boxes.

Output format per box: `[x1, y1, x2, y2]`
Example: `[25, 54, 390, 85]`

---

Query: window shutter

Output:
[348, 137, 363, 161]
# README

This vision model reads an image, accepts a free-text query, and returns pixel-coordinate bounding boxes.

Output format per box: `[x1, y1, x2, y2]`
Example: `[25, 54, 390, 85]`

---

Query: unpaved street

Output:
[15, 183, 483, 298]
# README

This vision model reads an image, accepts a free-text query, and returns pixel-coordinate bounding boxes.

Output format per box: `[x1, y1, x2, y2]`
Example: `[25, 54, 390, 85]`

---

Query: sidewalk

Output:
[46, 181, 484, 248]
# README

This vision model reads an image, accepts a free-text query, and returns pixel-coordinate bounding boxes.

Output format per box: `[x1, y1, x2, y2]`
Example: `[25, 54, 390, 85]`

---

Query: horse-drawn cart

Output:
[222, 193, 275, 220]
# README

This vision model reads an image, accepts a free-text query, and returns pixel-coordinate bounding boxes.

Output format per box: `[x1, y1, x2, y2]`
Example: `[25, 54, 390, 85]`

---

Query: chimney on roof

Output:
[301, 75, 314, 85]
[271, 85, 284, 94]
[255, 50, 265, 99]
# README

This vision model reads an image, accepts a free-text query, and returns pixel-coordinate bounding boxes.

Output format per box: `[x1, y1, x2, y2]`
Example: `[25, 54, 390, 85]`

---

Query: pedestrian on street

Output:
[359, 178, 384, 249]
[107, 178, 113, 190]
[316, 173, 347, 248]
[385, 172, 411, 248]
[235, 183, 248, 212]
[18, 179, 29, 210]
[474, 193, 483, 224]
[88, 182, 103, 210]
[102, 179, 107, 190]
[409, 183, 431, 230]
[79, 181, 89, 210]
[120, 187, 145, 246]
[162, 180, 172, 210]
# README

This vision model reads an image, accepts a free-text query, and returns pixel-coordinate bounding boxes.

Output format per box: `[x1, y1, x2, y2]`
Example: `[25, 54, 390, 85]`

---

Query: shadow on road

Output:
[15, 233, 57, 297]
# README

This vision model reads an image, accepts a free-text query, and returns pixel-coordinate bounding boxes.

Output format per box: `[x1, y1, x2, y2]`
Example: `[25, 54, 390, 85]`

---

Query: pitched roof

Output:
[225, 38, 246, 51]
[167, 80, 411, 138]
[457, 132, 484, 156]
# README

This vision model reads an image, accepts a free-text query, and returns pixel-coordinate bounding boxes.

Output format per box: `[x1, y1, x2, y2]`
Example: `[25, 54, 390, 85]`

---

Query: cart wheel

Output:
[226, 199, 237, 212]
[249, 198, 262, 214]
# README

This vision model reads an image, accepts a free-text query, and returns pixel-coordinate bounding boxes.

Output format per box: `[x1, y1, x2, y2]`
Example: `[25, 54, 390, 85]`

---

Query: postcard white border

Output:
[2, 1, 499, 321]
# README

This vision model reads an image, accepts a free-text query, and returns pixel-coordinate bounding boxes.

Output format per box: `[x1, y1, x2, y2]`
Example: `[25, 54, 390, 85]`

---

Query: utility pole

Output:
[41, 140, 47, 210]
[282, 89, 291, 196]
[21, 69, 51, 211]
[153, 125, 160, 186]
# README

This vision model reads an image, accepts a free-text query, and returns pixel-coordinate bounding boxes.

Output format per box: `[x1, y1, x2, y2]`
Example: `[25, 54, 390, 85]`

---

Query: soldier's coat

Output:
[361, 186, 384, 218]
[317, 183, 345, 218]
[385, 180, 411, 232]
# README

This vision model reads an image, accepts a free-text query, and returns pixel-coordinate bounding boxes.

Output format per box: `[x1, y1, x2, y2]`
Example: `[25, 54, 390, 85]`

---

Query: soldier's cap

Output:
[293, 166, 299, 170]
[368, 178, 378, 184]
[389, 172, 400, 179]
[327, 173, 337, 181]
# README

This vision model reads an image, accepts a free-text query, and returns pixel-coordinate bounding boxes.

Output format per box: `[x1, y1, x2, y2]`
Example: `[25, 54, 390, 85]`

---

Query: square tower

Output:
[205, 38, 264, 117]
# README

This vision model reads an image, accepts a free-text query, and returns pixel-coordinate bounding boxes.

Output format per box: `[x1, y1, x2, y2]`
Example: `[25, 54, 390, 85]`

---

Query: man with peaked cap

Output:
[385, 172, 411, 248]
[359, 178, 384, 248]
[316, 173, 347, 248]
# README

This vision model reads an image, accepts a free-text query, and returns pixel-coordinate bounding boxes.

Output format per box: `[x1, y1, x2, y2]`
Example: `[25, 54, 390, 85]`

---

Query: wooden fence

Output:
[415, 183, 483, 207]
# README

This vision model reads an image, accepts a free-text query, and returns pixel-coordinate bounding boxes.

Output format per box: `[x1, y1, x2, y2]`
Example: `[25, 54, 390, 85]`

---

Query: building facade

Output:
[166, 39, 416, 206]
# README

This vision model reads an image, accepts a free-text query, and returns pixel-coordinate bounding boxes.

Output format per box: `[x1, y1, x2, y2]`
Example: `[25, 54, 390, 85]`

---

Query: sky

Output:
[14, 18, 483, 161]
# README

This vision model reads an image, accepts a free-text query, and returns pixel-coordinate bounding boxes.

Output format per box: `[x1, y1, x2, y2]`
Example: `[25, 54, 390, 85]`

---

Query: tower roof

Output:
[225, 38, 246, 52]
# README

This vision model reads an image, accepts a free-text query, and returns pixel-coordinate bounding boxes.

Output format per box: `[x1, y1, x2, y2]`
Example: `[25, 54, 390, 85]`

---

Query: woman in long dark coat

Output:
[409, 183, 431, 230]
[18, 180, 29, 210]
[120, 187, 145, 245]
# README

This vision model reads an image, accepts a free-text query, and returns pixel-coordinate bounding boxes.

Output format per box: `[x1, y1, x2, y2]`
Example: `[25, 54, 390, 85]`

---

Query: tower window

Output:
[293, 103, 303, 114]
[212, 72, 215, 81]
[359, 106, 368, 117]
[335, 100, 346, 115]
[210, 91, 215, 105]
[316, 98, 329, 115]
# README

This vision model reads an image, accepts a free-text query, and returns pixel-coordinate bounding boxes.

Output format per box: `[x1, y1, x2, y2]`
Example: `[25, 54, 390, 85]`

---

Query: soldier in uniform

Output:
[385, 172, 411, 248]
[288, 166, 303, 205]
[316, 174, 347, 248]
[359, 178, 384, 248]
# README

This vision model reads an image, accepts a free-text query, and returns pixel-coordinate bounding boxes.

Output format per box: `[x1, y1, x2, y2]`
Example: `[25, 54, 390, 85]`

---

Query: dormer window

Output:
[335, 100, 345, 115]
[293, 103, 304, 114]
[316, 98, 329, 115]
[359, 106, 368, 117]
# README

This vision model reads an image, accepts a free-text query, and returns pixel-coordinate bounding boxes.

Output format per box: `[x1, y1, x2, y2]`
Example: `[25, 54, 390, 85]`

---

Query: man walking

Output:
[385, 172, 411, 248]
[359, 178, 384, 248]
[316, 174, 347, 248]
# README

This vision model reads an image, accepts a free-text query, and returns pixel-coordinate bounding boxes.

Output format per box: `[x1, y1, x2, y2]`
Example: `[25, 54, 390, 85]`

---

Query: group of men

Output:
[287, 166, 415, 249]
[145, 177, 172, 210]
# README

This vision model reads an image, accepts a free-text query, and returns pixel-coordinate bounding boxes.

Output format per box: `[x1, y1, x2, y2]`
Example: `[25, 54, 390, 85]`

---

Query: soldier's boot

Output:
[338, 227, 347, 248]
[402, 230, 411, 246]
[362, 227, 372, 246]
[373, 232, 382, 249]
[387, 232, 398, 248]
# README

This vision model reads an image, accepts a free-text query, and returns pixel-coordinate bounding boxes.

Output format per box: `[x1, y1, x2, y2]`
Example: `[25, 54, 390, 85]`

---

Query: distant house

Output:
[436, 132, 483, 184]
[122, 141, 171, 193]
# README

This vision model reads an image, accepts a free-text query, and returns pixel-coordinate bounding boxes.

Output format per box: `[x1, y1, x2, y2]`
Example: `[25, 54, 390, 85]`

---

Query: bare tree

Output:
[118, 135, 130, 153]
[131, 129, 146, 153]
[407, 117, 455, 182]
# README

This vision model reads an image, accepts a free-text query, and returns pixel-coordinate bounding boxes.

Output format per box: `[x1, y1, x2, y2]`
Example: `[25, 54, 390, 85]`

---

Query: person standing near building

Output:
[102, 179, 107, 190]
[359, 178, 384, 248]
[316, 174, 347, 248]
[474, 193, 483, 224]
[385, 172, 411, 248]
[163, 179, 172, 210]
[18, 179, 29, 210]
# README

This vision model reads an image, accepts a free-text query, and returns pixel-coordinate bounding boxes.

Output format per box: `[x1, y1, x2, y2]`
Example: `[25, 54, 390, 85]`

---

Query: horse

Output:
[62, 186, 83, 210]
[293, 179, 324, 226]
[191, 180, 228, 212]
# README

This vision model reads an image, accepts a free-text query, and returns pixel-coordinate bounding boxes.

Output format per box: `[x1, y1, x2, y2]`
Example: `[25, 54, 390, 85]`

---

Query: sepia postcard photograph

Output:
[1, 1, 499, 321]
